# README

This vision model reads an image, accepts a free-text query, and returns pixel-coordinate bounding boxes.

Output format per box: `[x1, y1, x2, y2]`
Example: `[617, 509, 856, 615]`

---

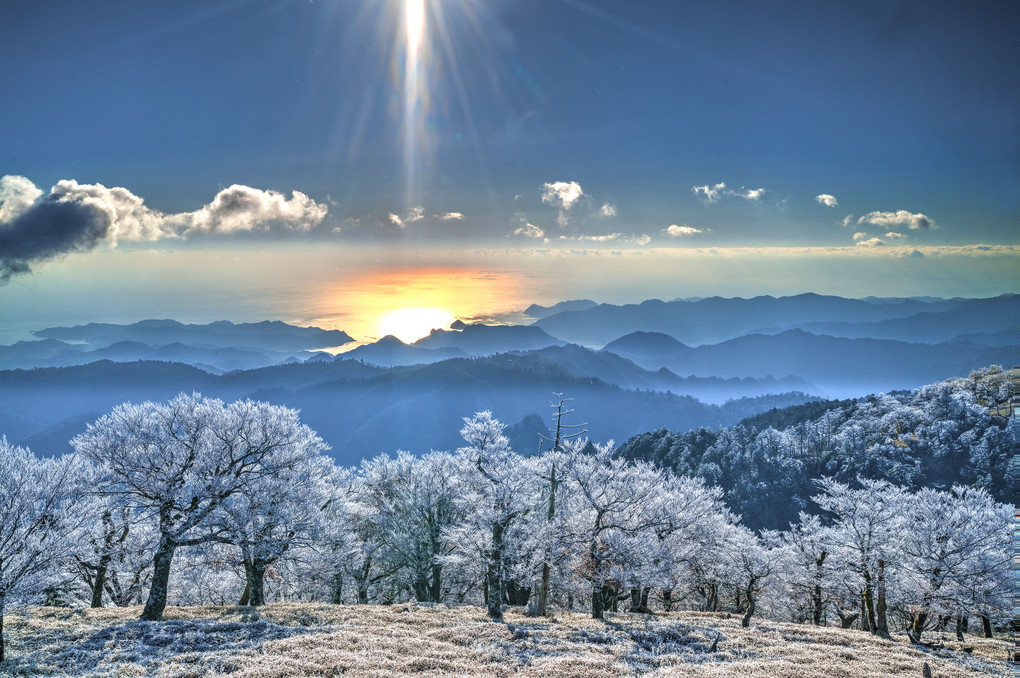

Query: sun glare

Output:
[378, 306, 454, 344]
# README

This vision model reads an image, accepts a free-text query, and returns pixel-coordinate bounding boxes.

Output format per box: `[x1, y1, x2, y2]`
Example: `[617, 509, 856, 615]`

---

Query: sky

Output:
[1, 0, 1017, 343]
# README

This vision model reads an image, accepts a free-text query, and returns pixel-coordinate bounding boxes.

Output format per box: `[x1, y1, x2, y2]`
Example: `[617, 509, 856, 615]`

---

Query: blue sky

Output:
[0, 0, 1017, 339]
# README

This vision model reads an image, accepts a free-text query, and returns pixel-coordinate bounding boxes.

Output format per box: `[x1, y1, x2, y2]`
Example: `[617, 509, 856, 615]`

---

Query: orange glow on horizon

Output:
[313, 265, 533, 348]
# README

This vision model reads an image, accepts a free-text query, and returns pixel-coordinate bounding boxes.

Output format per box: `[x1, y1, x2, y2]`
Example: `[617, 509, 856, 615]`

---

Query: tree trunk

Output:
[980, 615, 992, 638]
[874, 559, 889, 638]
[630, 587, 641, 612]
[244, 560, 267, 606]
[537, 563, 551, 617]
[837, 610, 859, 629]
[812, 550, 827, 625]
[908, 611, 928, 644]
[486, 522, 504, 619]
[741, 581, 756, 628]
[331, 571, 344, 605]
[591, 582, 605, 619]
[955, 616, 965, 642]
[662, 588, 673, 612]
[861, 573, 876, 633]
[238, 582, 250, 606]
[141, 538, 176, 621]
[707, 582, 718, 612]
[429, 562, 442, 603]
[640, 587, 650, 613]
[0, 596, 5, 664]
[91, 562, 109, 609]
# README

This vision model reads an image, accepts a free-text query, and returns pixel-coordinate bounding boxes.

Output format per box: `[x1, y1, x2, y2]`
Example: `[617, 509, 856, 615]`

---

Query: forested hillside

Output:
[617, 366, 1013, 531]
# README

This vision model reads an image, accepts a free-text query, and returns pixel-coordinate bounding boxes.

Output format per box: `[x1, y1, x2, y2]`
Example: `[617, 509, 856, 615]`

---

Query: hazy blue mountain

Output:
[33, 319, 352, 352]
[1, 355, 815, 465]
[412, 323, 564, 355]
[0, 337, 312, 373]
[517, 344, 817, 403]
[944, 328, 1020, 348]
[532, 294, 969, 346]
[601, 331, 691, 363]
[656, 330, 1016, 397]
[524, 299, 598, 319]
[795, 294, 1019, 344]
[0, 338, 84, 369]
[343, 335, 468, 366]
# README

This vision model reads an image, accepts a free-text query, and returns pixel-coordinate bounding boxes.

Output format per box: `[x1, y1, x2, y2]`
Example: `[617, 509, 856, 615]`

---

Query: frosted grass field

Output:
[0, 603, 1009, 678]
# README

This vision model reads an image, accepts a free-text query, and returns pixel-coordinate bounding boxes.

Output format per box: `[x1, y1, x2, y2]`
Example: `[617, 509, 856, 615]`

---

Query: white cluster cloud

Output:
[0, 175, 43, 223]
[692, 182, 766, 203]
[435, 212, 464, 220]
[511, 222, 545, 239]
[815, 194, 838, 207]
[858, 210, 936, 230]
[855, 237, 886, 248]
[599, 203, 617, 217]
[662, 224, 703, 237]
[0, 175, 328, 282]
[884, 231, 905, 240]
[541, 181, 584, 210]
[566, 233, 621, 242]
[181, 184, 326, 235]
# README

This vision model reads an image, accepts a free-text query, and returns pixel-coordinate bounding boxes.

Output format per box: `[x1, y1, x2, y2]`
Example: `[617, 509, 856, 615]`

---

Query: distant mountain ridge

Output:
[531, 293, 983, 346]
[0, 356, 818, 465]
[34, 319, 352, 352]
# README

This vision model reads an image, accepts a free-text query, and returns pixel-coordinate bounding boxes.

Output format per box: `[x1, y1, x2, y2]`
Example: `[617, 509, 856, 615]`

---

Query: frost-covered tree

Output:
[215, 448, 334, 606]
[813, 478, 904, 638]
[898, 486, 1010, 642]
[0, 439, 82, 662]
[565, 442, 676, 619]
[72, 393, 325, 621]
[358, 450, 463, 602]
[448, 412, 538, 619]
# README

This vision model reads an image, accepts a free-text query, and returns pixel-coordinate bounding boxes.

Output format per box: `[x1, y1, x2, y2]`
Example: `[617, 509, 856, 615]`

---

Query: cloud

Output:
[511, 223, 545, 239]
[0, 175, 43, 223]
[734, 187, 766, 201]
[855, 237, 886, 248]
[662, 224, 703, 236]
[406, 205, 425, 223]
[633, 234, 651, 246]
[816, 194, 838, 207]
[567, 233, 622, 242]
[841, 214, 855, 228]
[852, 232, 868, 241]
[181, 184, 326, 235]
[599, 203, 617, 217]
[435, 212, 464, 220]
[858, 210, 936, 230]
[0, 176, 328, 283]
[388, 213, 404, 228]
[692, 182, 726, 204]
[541, 181, 584, 210]
[693, 182, 766, 203]
[884, 231, 905, 240]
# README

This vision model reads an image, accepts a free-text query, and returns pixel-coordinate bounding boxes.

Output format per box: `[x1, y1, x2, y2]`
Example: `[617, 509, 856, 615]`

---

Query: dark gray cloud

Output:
[0, 176, 327, 283]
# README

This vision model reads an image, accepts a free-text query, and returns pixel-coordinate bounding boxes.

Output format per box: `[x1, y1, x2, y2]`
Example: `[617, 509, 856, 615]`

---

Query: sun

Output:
[377, 306, 455, 344]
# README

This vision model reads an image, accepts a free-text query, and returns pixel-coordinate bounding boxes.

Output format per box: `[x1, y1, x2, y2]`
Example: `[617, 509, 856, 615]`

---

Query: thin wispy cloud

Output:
[599, 203, 617, 217]
[816, 194, 838, 207]
[435, 212, 464, 220]
[841, 214, 855, 228]
[693, 182, 766, 203]
[692, 182, 726, 204]
[0, 176, 327, 283]
[859, 210, 936, 230]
